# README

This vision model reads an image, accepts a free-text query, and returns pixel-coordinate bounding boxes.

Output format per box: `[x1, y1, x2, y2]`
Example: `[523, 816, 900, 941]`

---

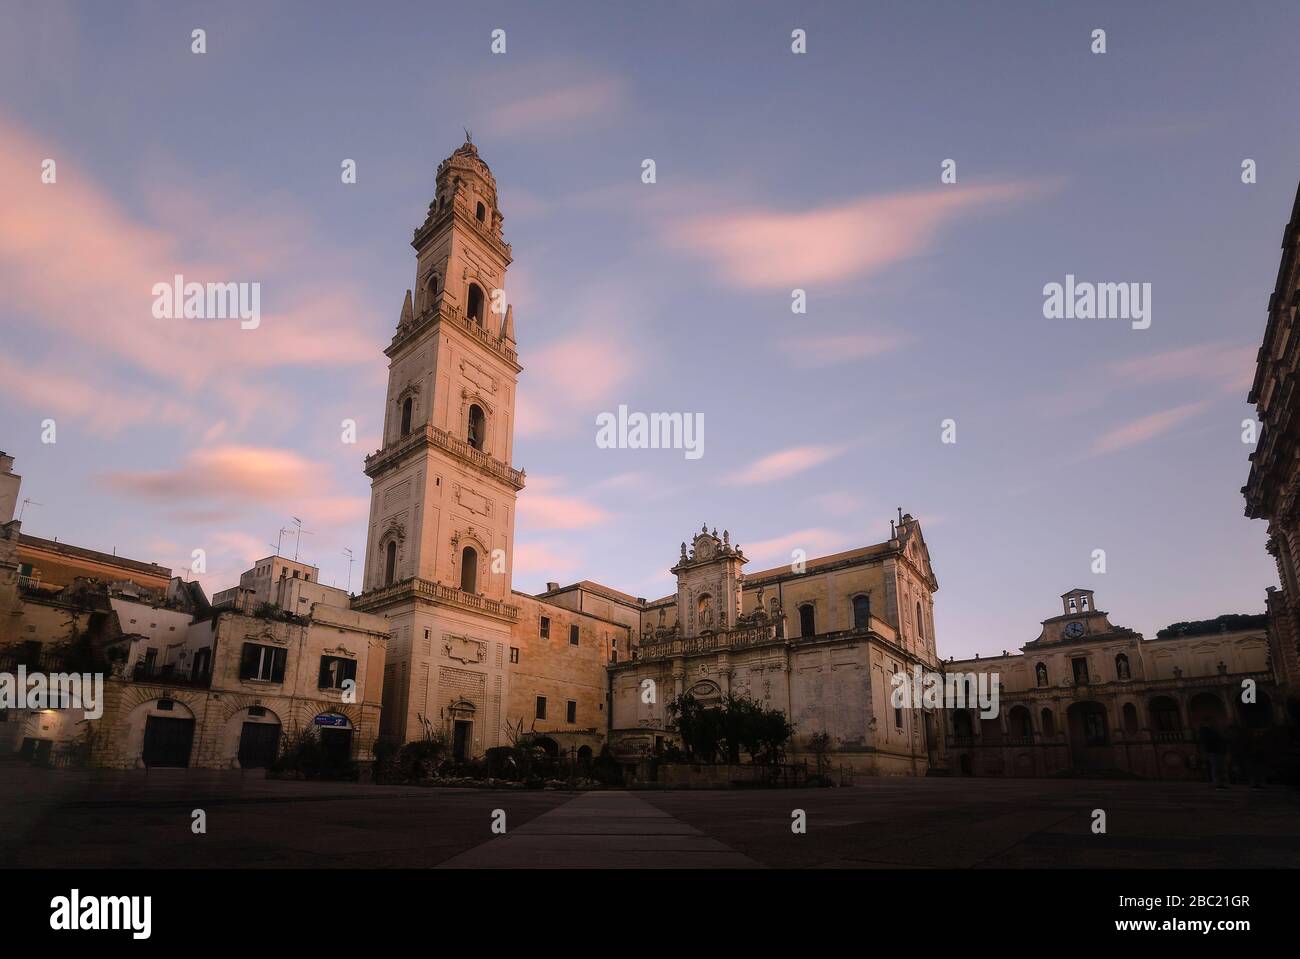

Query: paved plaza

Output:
[1, 764, 1297, 869]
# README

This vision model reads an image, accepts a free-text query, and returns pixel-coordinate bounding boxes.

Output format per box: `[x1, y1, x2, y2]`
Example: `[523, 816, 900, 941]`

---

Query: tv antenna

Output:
[271, 526, 290, 557]
[17, 498, 42, 523]
[342, 547, 354, 593]
[290, 516, 313, 562]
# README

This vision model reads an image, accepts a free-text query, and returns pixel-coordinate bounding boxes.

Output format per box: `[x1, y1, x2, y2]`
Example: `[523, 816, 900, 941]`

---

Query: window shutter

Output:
[271, 647, 286, 683]
[239, 643, 258, 680]
[319, 657, 331, 688]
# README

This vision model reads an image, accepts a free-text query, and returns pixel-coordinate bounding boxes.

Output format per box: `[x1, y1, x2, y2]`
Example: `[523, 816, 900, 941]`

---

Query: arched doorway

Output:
[1066, 701, 1109, 770]
[450, 700, 476, 761]
[1041, 708, 1056, 738]
[1008, 705, 1032, 741]
[138, 699, 196, 768]
[1188, 692, 1227, 733]
[235, 706, 282, 769]
[1237, 691, 1272, 730]
[1149, 695, 1182, 740]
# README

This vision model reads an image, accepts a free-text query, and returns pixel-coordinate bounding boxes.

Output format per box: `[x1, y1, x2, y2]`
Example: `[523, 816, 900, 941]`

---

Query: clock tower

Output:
[1024, 587, 1136, 647]
[354, 137, 526, 751]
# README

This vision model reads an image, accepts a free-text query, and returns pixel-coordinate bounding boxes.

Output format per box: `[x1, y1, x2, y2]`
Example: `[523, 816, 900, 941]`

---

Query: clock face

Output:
[1064, 621, 1085, 638]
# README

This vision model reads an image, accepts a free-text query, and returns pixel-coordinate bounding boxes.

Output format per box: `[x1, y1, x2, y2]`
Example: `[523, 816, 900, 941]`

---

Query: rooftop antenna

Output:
[272, 526, 290, 557]
[464, 126, 473, 144]
[290, 516, 314, 562]
[17, 498, 42, 522]
[342, 547, 354, 593]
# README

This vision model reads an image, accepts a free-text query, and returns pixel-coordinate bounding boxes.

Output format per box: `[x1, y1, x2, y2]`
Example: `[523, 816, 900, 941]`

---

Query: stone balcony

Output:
[365, 422, 526, 490]
[389, 297, 519, 368]
[352, 576, 520, 623]
[633, 616, 897, 663]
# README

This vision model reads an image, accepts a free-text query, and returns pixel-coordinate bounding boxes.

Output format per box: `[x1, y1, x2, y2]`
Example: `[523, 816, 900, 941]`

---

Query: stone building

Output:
[95, 600, 389, 769]
[943, 588, 1277, 779]
[1244, 180, 1300, 710]
[352, 138, 614, 761]
[607, 518, 943, 775]
[350, 139, 943, 773]
[212, 554, 351, 615]
[0, 513, 390, 769]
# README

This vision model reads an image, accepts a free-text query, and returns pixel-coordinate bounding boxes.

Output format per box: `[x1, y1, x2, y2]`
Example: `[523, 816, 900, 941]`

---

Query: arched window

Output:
[460, 546, 478, 594]
[1122, 702, 1139, 737]
[1041, 708, 1056, 737]
[852, 594, 871, 630]
[798, 603, 816, 637]
[467, 404, 485, 450]
[383, 541, 397, 587]
[1035, 662, 1049, 688]
[475, 201, 486, 222]
[1009, 706, 1032, 739]
[400, 397, 413, 437]
[466, 283, 485, 325]
[427, 273, 440, 296]
[1115, 653, 1131, 680]
[915, 601, 925, 642]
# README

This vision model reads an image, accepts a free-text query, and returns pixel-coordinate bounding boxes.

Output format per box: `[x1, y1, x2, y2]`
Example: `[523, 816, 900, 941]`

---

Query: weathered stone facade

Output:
[94, 603, 389, 769]
[609, 518, 944, 775]
[944, 589, 1277, 779]
[1244, 181, 1300, 709]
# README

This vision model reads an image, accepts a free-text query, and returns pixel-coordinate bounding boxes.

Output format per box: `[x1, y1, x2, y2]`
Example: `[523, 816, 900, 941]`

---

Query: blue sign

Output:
[313, 713, 350, 728]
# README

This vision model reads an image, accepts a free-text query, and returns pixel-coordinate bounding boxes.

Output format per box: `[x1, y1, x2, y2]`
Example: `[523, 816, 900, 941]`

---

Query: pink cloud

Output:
[1105, 341, 1256, 393]
[0, 114, 382, 435]
[0, 355, 196, 434]
[484, 79, 626, 138]
[666, 181, 1047, 289]
[1089, 401, 1210, 456]
[725, 444, 846, 485]
[517, 474, 610, 531]
[515, 335, 633, 436]
[512, 541, 582, 577]
[743, 528, 858, 567]
[102, 445, 367, 529]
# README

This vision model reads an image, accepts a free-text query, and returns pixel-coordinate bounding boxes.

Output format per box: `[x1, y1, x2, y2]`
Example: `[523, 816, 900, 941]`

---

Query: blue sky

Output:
[0, 1, 1294, 657]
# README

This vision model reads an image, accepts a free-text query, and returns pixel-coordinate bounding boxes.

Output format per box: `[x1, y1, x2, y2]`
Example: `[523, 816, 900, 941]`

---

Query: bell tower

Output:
[355, 137, 526, 749]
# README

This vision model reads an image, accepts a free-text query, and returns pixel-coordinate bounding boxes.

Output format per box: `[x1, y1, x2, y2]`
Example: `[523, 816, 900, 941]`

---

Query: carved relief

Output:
[443, 634, 487, 666]
[454, 483, 492, 517]
[459, 358, 498, 394]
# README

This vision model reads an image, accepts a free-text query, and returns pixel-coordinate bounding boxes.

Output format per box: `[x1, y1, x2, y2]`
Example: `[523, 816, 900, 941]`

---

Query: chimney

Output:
[546, 582, 559, 592]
